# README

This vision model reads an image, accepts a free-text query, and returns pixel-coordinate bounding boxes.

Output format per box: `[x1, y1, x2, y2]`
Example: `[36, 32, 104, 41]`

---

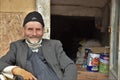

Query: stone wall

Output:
[0, 12, 24, 57]
[0, 0, 35, 57]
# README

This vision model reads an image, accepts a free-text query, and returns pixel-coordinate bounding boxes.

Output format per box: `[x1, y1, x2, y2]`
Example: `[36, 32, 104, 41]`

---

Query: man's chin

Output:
[30, 41, 39, 44]
[27, 39, 40, 44]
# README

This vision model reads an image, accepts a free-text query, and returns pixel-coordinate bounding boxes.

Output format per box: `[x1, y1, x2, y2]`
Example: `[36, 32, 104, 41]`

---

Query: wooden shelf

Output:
[77, 64, 109, 80]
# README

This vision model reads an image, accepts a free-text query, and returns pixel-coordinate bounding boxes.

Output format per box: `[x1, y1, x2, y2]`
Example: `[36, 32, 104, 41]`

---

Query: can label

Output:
[99, 53, 109, 74]
[87, 53, 100, 72]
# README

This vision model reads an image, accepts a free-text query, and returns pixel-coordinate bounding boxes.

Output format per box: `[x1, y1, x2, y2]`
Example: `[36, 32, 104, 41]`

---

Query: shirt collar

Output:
[25, 39, 42, 52]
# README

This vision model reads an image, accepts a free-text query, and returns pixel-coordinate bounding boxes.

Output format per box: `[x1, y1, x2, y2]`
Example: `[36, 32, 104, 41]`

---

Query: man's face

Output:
[24, 21, 44, 43]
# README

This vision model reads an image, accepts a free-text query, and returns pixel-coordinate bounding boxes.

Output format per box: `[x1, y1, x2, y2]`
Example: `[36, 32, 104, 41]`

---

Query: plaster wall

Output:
[0, 0, 35, 57]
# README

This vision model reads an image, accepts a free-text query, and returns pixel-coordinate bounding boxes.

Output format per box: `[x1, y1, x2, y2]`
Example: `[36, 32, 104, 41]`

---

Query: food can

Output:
[99, 53, 109, 74]
[84, 48, 91, 59]
[87, 53, 100, 72]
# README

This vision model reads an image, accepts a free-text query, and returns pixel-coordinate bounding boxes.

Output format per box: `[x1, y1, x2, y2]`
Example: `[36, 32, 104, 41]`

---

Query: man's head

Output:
[23, 11, 44, 27]
[23, 11, 45, 44]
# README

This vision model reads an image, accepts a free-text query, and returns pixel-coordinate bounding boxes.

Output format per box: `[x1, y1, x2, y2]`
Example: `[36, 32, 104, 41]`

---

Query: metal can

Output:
[87, 53, 100, 72]
[84, 48, 91, 59]
[99, 53, 109, 74]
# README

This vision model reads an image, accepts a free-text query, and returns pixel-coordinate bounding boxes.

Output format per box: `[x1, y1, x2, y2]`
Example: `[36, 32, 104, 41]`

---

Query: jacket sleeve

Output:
[0, 43, 16, 72]
[55, 41, 77, 80]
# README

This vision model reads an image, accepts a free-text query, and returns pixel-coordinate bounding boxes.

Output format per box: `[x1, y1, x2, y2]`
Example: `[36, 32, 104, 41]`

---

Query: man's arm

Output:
[0, 74, 7, 80]
[2, 66, 16, 79]
[0, 43, 16, 72]
[2, 66, 37, 80]
[0, 42, 37, 80]
[55, 40, 77, 80]
[12, 66, 37, 80]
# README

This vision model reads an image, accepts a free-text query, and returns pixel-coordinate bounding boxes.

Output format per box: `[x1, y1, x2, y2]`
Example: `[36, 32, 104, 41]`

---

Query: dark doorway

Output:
[51, 15, 101, 62]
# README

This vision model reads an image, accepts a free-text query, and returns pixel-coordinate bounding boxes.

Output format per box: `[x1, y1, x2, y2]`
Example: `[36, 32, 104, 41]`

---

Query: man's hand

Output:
[12, 67, 37, 80]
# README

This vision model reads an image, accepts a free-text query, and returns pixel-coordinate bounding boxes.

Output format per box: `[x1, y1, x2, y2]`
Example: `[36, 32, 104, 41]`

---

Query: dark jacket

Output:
[0, 39, 77, 80]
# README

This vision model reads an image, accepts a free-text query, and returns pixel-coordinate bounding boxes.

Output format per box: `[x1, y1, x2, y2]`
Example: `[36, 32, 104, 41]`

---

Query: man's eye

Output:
[36, 29, 41, 31]
[28, 28, 33, 30]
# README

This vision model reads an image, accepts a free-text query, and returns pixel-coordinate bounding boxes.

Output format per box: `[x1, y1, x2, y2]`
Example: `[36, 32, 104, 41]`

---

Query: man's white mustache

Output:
[27, 35, 40, 38]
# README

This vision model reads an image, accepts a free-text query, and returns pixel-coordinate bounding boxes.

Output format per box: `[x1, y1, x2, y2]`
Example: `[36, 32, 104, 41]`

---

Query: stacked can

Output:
[87, 53, 100, 72]
[99, 53, 109, 74]
[82, 48, 91, 68]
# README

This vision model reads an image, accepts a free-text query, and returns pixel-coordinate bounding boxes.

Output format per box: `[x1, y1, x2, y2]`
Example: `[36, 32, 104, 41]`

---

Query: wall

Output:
[0, 0, 36, 57]
[51, 0, 109, 17]
[109, 0, 120, 79]
[0, 0, 35, 12]
[36, 0, 51, 39]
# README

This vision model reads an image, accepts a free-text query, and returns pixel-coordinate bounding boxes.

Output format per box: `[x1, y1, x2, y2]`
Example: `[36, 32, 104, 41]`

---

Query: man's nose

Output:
[33, 30, 37, 35]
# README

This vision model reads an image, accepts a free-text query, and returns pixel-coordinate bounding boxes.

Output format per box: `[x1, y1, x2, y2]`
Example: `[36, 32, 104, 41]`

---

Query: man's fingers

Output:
[31, 75, 37, 80]
[12, 67, 37, 80]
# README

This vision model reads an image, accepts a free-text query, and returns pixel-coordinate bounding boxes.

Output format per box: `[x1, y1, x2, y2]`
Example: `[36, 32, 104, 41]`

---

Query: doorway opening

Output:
[51, 15, 102, 62]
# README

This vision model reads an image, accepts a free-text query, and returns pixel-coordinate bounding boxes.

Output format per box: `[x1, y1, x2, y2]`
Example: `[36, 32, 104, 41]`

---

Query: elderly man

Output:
[0, 11, 77, 80]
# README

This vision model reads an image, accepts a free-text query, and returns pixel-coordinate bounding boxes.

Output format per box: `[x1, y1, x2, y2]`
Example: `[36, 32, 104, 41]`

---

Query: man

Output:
[0, 11, 77, 80]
